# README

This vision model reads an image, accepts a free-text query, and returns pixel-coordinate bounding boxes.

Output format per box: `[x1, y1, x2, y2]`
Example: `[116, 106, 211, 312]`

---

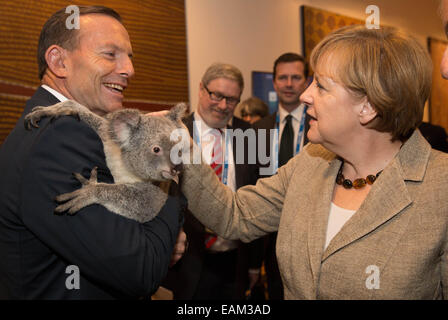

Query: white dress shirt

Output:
[193, 112, 238, 252]
[193, 112, 236, 192]
[325, 202, 356, 250]
[41, 85, 68, 102]
[277, 103, 307, 155]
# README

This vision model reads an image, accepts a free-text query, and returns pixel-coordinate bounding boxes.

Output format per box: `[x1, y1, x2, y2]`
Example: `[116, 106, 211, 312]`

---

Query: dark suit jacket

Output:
[419, 122, 448, 153]
[0, 87, 184, 299]
[162, 113, 263, 299]
[253, 109, 311, 177]
[181, 130, 448, 299]
[252, 108, 311, 299]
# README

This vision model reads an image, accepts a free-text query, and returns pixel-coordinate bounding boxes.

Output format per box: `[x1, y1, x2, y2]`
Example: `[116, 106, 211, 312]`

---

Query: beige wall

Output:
[185, 0, 445, 121]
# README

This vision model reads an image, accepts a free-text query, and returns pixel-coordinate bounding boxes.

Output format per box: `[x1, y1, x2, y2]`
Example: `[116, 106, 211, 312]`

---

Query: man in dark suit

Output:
[162, 63, 264, 299]
[0, 6, 185, 299]
[253, 52, 311, 300]
[419, 122, 448, 152]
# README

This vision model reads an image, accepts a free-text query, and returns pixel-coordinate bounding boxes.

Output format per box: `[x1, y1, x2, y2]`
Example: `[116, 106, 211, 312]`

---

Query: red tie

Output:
[210, 129, 223, 180]
[205, 128, 223, 249]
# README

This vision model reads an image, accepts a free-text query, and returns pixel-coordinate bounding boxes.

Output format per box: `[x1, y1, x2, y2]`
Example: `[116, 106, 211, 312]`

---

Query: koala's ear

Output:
[109, 109, 142, 147]
[166, 103, 187, 122]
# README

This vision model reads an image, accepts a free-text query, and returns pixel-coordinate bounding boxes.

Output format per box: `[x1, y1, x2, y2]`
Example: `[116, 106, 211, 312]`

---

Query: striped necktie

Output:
[205, 128, 223, 249]
[210, 128, 223, 180]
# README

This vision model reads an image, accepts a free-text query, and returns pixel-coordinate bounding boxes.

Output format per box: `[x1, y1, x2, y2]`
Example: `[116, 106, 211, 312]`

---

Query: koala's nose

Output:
[172, 164, 183, 175]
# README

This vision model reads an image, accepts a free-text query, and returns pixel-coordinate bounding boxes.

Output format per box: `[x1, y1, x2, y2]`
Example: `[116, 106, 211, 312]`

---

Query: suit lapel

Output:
[307, 130, 431, 286]
[229, 117, 253, 189]
[24, 86, 62, 115]
[307, 158, 340, 283]
[263, 113, 278, 165]
[321, 131, 430, 261]
[265, 114, 277, 160]
[322, 158, 412, 261]
[268, 113, 277, 129]
[183, 113, 194, 137]
[268, 110, 310, 155]
[229, 118, 243, 188]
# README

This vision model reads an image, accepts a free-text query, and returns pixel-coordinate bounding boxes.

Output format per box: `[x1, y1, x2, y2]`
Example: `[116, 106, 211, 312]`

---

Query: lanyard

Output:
[273, 105, 308, 173]
[193, 121, 230, 185]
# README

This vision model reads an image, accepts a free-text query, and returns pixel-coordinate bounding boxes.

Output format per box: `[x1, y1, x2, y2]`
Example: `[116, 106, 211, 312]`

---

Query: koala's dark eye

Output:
[153, 146, 161, 153]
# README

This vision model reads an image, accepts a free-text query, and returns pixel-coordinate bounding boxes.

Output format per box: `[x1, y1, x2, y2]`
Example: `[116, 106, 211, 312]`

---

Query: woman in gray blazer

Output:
[181, 25, 448, 299]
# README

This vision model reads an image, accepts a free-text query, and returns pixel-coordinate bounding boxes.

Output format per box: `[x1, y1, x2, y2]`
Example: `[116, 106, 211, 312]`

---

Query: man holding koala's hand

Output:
[0, 6, 186, 299]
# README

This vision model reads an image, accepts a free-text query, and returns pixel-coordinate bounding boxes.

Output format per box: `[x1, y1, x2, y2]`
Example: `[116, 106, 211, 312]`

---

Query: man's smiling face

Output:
[197, 78, 241, 129]
[63, 14, 135, 115]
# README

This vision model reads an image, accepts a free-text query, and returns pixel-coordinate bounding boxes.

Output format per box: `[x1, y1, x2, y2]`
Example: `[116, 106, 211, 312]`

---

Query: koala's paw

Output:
[24, 101, 81, 130]
[54, 167, 98, 215]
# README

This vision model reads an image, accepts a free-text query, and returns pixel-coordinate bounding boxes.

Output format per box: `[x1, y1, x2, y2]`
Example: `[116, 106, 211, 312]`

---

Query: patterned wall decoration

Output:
[0, 0, 188, 145]
[300, 5, 363, 74]
[428, 38, 448, 132]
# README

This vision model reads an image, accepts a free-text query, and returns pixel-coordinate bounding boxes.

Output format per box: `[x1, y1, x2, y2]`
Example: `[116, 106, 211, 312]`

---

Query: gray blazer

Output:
[182, 130, 448, 299]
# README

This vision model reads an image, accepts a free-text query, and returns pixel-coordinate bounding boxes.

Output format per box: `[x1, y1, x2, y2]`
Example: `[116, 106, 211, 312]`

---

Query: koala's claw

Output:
[24, 103, 82, 130]
[55, 190, 84, 215]
[72, 167, 98, 185]
[72, 172, 87, 185]
[24, 107, 51, 130]
[55, 189, 92, 215]
[24, 115, 39, 130]
[89, 166, 98, 182]
[55, 167, 99, 215]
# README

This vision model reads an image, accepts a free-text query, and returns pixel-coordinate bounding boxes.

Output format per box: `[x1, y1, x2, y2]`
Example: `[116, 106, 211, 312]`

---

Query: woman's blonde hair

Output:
[310, 25, 432, 142]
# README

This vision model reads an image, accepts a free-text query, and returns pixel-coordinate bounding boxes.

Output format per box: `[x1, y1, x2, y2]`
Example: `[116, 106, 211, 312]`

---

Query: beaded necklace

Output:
[336, 162, 382, 189]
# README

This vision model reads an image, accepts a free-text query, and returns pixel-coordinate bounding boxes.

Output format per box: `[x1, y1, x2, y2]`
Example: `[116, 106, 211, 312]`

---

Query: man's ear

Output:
[198, 82, 205, 97]
[45, 45, 69, 78]
[359, 100, 377, 125]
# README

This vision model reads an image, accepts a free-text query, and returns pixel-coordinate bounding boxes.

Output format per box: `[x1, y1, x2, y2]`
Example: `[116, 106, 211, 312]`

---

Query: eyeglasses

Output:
[203, 83, 240, 107]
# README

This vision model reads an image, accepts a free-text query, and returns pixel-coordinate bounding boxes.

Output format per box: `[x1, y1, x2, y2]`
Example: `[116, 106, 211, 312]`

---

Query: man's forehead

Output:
[78, 14, 127, 36]
[276, 61, 304, 74]
[208, 77, 239, 88]
[76, 14, 131, 49]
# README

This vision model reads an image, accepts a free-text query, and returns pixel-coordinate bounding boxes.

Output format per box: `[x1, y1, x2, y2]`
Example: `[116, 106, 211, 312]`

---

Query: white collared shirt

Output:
[277, 103, 307, 154]
[193, 112, 238, 252]
[325, 202, 356, 250]
[193, 112, 236, 192]
[41, 85, 69, 102]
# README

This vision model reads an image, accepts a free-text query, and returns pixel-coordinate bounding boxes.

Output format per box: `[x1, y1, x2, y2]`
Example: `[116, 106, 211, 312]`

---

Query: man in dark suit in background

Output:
[162, 63, 264, 299]
[419, 122, 448, 152]
[253, 52, 310, 300]
[0, 6, 185, 299]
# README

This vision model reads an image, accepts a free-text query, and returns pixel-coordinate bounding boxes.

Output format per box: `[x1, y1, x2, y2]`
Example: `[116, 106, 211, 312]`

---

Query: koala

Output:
[25, 100, 188, 223]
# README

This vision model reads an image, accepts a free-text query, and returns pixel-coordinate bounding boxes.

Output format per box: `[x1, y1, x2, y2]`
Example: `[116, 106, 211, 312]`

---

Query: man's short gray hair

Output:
[201, 63, 244, 92]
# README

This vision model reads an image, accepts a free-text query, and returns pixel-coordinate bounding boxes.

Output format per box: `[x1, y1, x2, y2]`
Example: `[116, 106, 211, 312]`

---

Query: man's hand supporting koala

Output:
[25, 100, 188, 223]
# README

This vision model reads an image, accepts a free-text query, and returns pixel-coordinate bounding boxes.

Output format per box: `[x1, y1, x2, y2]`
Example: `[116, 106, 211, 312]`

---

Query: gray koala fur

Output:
[25, 100, 188, 223]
